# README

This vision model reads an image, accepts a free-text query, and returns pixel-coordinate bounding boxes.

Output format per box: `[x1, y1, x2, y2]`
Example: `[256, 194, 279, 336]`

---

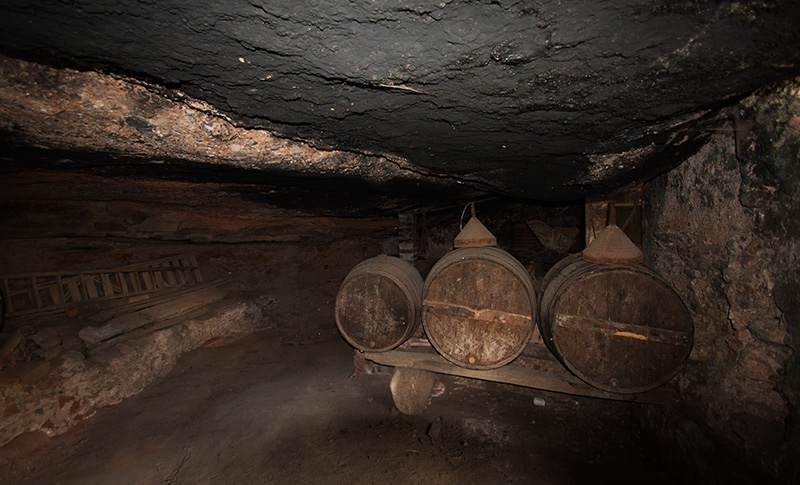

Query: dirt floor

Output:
[0, 332, 700, 485]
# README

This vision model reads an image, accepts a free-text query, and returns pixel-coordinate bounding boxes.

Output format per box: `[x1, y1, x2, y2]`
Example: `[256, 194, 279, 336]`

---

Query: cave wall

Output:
[643, 79, 800, 479]
[0, 168, 397, 343]
[0, 162, 404, 444]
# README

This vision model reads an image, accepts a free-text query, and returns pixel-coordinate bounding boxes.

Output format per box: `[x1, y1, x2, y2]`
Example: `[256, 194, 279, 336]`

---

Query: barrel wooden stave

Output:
[539, 257, 693, 393]
[423, 247, 536, 370]
[335, 256, 423, 352]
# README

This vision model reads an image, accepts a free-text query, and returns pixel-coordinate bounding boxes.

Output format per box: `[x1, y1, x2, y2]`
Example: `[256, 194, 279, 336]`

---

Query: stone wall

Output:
[643, 80, 800, 479]
[0, 300, 261, 446]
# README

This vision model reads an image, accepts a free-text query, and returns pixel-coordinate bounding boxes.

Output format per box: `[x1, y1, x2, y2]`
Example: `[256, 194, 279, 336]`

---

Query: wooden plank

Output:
[115, 253, 199, 271]
[87, 300, 228, 355]
[363, 349, 675, 404]
[88, 279, 230, 323]
[32, 278, 59, 307]
[78, 287, 228, 344]
[3, 286, 181, 319]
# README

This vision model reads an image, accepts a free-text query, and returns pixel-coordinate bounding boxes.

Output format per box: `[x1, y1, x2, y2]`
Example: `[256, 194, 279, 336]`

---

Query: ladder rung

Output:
[128, 271, 142, 293]
[190, 255, 204, 283]
[67, 280, 82, 302]
[101, 274, 113, 296]
[83, 275, 99, 299]
[117, 272, 129, 295]
[32, 276, 43, 308]
[142, 271, 154, 290]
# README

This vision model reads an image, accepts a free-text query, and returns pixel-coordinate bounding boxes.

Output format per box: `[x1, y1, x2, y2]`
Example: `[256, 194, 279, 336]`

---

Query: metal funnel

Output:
[582, 223, 643, 264]
[454, 203, 497, 248]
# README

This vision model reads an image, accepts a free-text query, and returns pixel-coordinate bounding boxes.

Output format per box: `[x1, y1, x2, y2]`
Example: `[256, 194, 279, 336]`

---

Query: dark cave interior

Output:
[0, 1, 799, 483]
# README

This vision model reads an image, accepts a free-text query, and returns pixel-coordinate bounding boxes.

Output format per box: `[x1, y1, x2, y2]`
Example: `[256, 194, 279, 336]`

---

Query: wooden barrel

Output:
[539, 257, 693, 393]
[335, 255, 423, 352]
[422, 247, 536, 370]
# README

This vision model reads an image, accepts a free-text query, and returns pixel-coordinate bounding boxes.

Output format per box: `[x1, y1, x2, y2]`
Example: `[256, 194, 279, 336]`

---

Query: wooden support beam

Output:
[364, 347, 675, 404]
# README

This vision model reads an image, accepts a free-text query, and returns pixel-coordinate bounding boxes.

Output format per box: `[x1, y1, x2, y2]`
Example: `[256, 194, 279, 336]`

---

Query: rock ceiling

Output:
[0, 1, 799, 210]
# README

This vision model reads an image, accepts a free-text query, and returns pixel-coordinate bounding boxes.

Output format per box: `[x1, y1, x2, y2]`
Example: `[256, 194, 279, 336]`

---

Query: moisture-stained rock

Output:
[643, 79, 800, 480]
[0, 1, 798, 200]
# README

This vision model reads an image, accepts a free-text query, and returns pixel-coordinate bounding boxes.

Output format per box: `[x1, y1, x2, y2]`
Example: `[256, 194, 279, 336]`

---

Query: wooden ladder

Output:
[0, 254, 204, 318]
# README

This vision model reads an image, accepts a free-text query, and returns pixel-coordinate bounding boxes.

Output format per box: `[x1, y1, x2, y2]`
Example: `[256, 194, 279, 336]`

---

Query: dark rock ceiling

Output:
[0, 0, 799, 209]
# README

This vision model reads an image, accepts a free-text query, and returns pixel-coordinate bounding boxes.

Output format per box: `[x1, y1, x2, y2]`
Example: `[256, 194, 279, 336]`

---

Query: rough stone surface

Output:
[643, 79, 800, 479]
[1, 1, 799, 200]
[0, 334, 704, 484]
[0, 168, 399, 241]
[0, 300, 262, 446]
[0, 56, 476, 216]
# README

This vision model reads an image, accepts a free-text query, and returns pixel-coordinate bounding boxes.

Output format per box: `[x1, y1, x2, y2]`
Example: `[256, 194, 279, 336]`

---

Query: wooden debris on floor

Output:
[0, 325, 63, 371]
[86, 280, 227, 324]
[79, 283, 229, 351]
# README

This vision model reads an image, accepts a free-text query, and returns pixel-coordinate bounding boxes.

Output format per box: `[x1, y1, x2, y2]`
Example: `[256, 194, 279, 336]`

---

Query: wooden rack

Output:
[363, 337, 675, 415]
